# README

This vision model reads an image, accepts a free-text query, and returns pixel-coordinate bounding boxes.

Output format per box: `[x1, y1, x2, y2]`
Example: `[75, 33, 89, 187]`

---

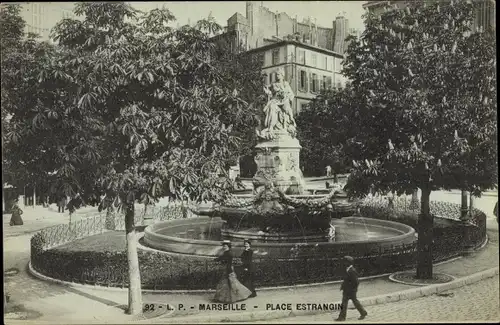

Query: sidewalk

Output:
[8, 222, 498, 324]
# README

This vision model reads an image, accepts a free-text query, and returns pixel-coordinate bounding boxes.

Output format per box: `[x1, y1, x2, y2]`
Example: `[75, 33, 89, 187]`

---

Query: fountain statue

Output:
[254, 68, 305, 195]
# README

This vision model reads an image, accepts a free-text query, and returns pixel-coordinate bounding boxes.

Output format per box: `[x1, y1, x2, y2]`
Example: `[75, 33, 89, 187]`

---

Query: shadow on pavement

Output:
[64, 286, 128, 313]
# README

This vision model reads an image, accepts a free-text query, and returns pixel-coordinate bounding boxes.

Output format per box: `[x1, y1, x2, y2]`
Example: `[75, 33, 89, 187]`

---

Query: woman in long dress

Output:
[240, 239, 257, 297]
[10, 200, 24, 226]
[213, 240, 252, 303]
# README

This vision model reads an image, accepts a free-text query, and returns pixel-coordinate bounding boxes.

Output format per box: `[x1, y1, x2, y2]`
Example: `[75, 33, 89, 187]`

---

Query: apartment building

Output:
[363, 0, 495, 31]
[247, 40, 346, 115]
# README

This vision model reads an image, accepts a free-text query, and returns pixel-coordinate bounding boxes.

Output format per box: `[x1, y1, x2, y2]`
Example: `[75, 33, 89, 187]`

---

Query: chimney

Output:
[276, 11, 279, 37]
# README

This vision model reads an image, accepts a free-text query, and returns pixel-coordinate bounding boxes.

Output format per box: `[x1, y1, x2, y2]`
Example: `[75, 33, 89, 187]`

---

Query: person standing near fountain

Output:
[336, 256, 368, 321]
[240, 239, 257, 298]
[213, 240, 252, 303]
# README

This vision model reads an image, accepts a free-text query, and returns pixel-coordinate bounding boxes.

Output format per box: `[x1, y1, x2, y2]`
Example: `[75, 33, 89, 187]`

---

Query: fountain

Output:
[143, 68, 416, 260]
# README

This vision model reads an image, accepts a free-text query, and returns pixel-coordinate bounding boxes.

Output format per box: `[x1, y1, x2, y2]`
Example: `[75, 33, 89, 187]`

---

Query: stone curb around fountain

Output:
[155, 267, 499, 324]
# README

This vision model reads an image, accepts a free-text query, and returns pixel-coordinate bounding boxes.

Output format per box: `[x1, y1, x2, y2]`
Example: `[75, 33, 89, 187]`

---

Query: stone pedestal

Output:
[253, 132, 305, 194]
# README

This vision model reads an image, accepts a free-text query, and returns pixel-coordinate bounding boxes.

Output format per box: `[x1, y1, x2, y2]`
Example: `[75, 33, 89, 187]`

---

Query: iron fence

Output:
[35, 214, 107, 250]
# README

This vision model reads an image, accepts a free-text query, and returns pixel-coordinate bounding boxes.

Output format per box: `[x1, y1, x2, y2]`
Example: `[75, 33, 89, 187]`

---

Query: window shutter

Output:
[309, 73, 314, 92]
[305, 72, 309, 92]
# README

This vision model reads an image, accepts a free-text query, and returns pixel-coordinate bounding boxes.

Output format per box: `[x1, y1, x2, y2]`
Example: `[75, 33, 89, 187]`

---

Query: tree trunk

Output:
[125, 201, 143, 315]
[460, 190, 468, 221]
[469, 193, 475, 217]
[409, 189, 419, 209]
[33, 183, 36, 209]
[416, 187, 433, 279]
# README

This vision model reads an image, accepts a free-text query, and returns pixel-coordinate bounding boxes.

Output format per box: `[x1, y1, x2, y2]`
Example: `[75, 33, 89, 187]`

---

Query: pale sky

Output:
[129, 1, 367, 31]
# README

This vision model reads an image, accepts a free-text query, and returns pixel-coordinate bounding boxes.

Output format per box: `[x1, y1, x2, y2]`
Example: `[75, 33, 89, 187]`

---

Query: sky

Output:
[129, 1, 367, 31]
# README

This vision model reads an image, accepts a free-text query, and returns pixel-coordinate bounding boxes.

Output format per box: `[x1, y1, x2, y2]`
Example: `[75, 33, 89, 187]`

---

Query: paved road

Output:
[263, 275, 500, 323]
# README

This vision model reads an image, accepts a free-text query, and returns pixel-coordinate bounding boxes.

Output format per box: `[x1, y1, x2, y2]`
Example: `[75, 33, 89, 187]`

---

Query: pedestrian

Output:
[9, 199, 24, 226]
[58, 195, 67, 213]
[213, 240, 252, 303]
[326, 165, 332, 177]
[240, 239, 257, 297]
[336, 256, 368, 321]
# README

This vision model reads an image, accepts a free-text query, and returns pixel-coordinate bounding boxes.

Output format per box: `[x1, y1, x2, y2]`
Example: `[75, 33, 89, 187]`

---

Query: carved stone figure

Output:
[257, 68, 297, 140]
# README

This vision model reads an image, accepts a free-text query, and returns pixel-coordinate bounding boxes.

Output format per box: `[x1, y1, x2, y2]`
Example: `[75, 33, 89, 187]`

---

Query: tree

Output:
[5, 2, 266, 315]
[296, 87, 359, 176]
[342, 0, 497, 278]
[1, 5, 55, 194]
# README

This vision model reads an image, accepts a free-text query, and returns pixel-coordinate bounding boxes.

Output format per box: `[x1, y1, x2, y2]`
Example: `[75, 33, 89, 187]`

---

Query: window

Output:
[298, 50, 305, 64]
[335, 59, 341, 73]
[311, 53, 317, 67]
[259, 52, 265, 66]
[326, 76, 332, 89]
[272, 49, 280, 65]
[311, 73, 318, 93]
[322, 76, 328, 90]
[300, 70, 307, 91]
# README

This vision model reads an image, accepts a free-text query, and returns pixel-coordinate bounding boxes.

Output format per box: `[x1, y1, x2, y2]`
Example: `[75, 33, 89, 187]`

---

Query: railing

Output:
[362, 196, 481, 221]
[31, 201, 196, 251]
[33, 214, 107, 251]
[360, 196, 488, 262]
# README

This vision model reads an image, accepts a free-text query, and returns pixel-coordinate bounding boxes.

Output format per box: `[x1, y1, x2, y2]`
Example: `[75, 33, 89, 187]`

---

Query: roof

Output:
[362, 1, 391, 8]
[245, 39, 343, 58]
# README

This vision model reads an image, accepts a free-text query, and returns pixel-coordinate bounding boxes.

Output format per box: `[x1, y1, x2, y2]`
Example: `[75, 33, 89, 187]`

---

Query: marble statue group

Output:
[257, 68, 297, 140]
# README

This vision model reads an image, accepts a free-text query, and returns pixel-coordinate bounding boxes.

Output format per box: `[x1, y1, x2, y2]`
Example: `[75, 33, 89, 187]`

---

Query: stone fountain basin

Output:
[143, 216, 416, 259]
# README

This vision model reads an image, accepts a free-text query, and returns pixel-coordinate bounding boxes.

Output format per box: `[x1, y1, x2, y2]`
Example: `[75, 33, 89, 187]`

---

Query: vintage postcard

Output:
[3, 1, 498, 324]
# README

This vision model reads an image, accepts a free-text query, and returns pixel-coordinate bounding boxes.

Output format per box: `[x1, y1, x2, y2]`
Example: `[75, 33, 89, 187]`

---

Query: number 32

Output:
[143, 303, 156, 312]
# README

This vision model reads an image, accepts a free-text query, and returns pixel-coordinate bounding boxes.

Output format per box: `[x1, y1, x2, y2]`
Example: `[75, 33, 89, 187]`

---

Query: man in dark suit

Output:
[240, 239, 257, 297]
[336, 256, 367, 321]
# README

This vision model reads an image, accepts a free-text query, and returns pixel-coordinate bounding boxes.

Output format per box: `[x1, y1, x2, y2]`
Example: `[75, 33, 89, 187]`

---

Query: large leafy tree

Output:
[4, 2, 265, 314]
[1, 5, 61, 195]
[296, 87, 360, 177]
[342, 0, 496, 278]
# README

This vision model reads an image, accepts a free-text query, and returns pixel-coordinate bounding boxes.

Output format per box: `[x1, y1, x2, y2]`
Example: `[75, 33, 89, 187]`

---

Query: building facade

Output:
[217, 2, 351, 115]
[223, 1, 352, 53]
[363, 0, 495, 31]
[246, 40, 346, 115]
[7, 2, 77, 42]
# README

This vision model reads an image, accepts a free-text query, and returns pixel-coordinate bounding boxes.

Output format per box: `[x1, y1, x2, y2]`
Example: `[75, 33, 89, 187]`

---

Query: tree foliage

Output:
[342, 0, 497, 198]
[302, 0, 497, 279]
[1, 4, 60, 190]
[296, 87, 359, 176]
[4, 2, 264, 206]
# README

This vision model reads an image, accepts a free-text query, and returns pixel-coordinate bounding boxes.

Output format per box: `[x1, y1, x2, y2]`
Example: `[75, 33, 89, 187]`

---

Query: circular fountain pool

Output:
[143, 216, 416, 259]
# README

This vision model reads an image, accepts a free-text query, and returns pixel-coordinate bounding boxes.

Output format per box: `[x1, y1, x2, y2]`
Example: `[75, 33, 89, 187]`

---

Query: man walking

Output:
[336, 256, 367, 321]
[58, 195, 67, 213]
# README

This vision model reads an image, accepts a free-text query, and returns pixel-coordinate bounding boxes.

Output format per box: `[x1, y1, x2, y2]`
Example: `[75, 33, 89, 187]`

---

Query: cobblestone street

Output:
[265, 276, 500, 323]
